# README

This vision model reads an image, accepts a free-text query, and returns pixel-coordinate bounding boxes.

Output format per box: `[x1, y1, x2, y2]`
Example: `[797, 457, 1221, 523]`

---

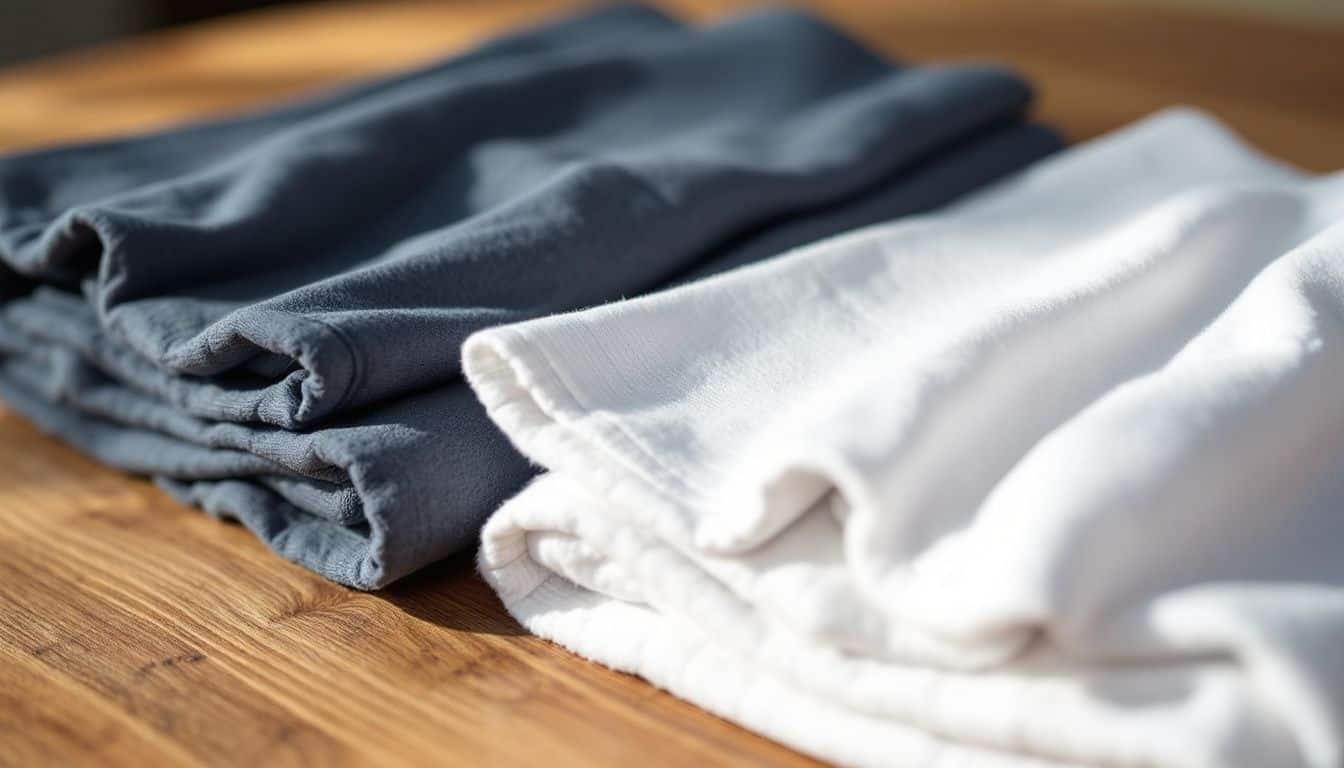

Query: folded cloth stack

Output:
[468, 109, 1344, 768]
[0, 4, 1061, 587]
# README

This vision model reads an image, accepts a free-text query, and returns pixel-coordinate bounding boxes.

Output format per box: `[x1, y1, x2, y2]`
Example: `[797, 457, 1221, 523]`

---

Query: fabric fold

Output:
[468, 109, 1344, 767]
[2, 4, 1042, 429]
[0, 4, 1062, 587]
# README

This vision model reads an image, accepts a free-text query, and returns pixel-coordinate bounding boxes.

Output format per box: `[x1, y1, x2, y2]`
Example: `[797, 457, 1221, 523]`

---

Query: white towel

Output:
[464, 108, 1344, 768]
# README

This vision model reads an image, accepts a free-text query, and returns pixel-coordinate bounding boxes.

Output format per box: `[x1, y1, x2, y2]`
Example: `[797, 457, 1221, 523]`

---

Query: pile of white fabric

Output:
[465, 109, 1344, 767]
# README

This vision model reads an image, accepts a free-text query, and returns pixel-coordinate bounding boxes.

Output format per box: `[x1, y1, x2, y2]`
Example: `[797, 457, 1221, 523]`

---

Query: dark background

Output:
[1, 0, 291, 66]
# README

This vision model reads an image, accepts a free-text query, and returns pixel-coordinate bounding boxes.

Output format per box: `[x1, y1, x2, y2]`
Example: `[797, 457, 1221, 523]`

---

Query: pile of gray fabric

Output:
[0, 4, 1060, 587]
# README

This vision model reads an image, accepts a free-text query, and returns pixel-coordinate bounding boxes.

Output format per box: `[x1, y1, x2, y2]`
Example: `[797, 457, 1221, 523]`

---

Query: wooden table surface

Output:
[1, 1, 1341, 766]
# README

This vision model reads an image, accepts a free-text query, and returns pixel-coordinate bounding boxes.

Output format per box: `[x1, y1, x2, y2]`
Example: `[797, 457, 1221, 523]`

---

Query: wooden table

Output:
[1, 2, 1341, 765]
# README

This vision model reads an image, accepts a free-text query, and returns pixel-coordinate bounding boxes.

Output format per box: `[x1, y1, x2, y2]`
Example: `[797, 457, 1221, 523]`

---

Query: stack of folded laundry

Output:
[4, 3, 1344, 767]
[0, 4, 1059, 588]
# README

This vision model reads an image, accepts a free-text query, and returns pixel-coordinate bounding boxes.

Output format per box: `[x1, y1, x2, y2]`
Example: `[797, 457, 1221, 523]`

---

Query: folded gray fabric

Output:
[0, 3, 1063, 587]
[1, 3, 1037, 428]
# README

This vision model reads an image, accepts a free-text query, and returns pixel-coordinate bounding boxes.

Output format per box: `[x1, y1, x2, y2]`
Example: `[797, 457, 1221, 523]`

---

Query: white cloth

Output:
[464, 108, 1344, 768]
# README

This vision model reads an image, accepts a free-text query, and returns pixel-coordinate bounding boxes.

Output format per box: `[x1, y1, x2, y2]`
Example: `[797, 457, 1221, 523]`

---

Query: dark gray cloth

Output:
[0, 3, 1062, 588]
[1, 4, 1039, 428]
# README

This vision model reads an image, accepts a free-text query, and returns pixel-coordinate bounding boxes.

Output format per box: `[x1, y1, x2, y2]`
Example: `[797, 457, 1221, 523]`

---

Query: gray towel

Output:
[0, 3, 1062, 587]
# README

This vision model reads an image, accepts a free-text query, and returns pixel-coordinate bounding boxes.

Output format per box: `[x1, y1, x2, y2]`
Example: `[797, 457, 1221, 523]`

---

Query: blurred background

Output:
[2, 0, 1344, 67]
[1, 0, 285, 65]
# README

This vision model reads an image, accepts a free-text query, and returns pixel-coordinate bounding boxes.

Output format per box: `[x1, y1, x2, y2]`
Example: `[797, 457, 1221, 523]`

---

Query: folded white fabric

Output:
[464, 108, 1344, 768]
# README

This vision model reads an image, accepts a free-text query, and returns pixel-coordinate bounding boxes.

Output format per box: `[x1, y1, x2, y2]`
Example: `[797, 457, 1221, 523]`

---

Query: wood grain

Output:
[1, 1, 1342, 766]
[0, 409, 819, 767]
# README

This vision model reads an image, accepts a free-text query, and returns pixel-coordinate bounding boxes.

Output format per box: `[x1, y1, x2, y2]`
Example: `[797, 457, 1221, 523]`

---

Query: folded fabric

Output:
[469, 109, 1344, 768]
[0, 3, 1039, 428]
[0, 4, 1062, 588]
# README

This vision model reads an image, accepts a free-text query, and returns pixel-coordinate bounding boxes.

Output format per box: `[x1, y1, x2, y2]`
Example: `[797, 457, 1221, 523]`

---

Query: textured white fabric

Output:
[464, 108, 1344, 767]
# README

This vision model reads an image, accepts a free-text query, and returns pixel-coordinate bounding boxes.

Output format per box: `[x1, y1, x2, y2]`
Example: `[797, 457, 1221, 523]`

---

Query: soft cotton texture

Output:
[0, 4, 1041, 428]
[0, 4, 1061, 588]
[468, 109, 1344, 767]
